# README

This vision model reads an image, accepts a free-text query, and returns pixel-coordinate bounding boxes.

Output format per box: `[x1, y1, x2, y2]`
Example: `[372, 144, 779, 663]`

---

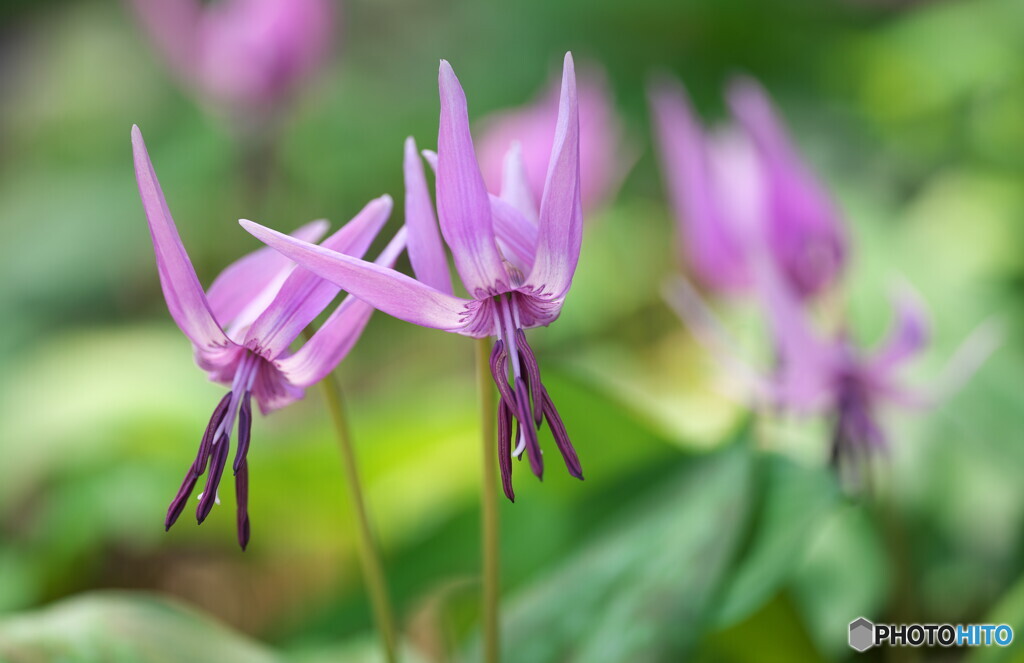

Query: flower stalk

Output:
[477, 338, 501, 663]
[319, 371, 399, 663]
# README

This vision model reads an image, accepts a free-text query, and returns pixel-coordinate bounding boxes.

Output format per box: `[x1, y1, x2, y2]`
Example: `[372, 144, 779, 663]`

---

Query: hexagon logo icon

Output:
[849, 617, 875, 652]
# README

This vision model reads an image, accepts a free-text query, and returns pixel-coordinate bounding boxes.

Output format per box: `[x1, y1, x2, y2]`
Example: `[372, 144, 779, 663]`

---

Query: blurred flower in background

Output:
[128, 0, 335, 123]
[649, 74, 846, 299]
[475, 62, 627, 215]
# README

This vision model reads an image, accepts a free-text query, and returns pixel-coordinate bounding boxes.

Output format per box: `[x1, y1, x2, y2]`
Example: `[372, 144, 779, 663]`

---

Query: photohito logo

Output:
[848, 617, 1013, 652]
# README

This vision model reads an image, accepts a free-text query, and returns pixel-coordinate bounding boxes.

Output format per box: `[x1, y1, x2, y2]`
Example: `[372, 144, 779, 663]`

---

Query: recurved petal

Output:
[244, 196, 393, 358]
[278, 227, 408, 387]
[500, 142, 539, 223]
[524, 52, 582, 300]
[404, 137, 453, 295]
[132, 126, 231, 352]
[437, 60, 509, 297]
[207, 219, 329, 328]
[868, 285, 930, 374]
[240, 219, 472, 332]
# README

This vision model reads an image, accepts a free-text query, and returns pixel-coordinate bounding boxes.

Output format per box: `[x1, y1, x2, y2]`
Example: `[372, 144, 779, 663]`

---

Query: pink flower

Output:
[649, 74, 846, 298]
[129, 0, 334, 114]
[242, 54, 585, 501]
[132, 126, 400, 547]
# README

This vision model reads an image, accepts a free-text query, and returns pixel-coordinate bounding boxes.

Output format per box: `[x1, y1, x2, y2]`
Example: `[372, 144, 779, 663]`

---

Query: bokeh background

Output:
[1, 0, 1023, 661]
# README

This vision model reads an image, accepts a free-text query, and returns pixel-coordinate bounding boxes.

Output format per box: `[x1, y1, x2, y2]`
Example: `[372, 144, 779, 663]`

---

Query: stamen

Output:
[515, 329, 544, 428]
[195, 391, 233, 475]
[232, 391, 253, 475]
[165, 470, 199, 531]
[540, 387, 583, 479]
[515, 378, 543, 479]
[236, 461, 251, 550]
[488, 341, 516, 406]
[166, 391, 233, 531]
[497, 399, 515, 502]
[197, 433, 230, 524]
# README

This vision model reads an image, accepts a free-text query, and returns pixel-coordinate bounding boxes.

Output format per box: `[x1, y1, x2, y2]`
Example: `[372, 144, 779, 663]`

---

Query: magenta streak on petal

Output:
[132, 126, 232, 352]
[245, 196, 392, 358]
[437, 60, 509, 296]
[240, 219, 472, 332]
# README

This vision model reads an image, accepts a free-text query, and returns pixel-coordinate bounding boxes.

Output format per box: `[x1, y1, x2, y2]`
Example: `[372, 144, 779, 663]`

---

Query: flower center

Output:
[488, 293, 582, 501]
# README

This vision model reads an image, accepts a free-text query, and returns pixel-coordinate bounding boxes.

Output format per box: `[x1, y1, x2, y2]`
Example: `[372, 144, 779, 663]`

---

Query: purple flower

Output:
[475, 63, 627, 214]
[128, 0, 334, 114]
[667, 255, 999, 476]
[649, 74, 846, 298]
[240, 54, 584, 501]
[132, 126, 401, 548]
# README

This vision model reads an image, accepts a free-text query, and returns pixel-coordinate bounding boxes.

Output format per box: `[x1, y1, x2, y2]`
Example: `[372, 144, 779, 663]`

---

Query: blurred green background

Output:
[1, 0, 1023, 661]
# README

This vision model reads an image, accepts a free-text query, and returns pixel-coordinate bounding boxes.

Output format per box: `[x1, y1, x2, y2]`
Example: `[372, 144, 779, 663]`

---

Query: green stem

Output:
[476, 338, 501, 663]
[319, 372, 399, 663]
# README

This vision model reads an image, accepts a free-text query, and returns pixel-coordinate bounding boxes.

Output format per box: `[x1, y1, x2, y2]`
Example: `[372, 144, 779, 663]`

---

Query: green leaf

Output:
[482, 444, 754, 663]
[0, 591, 283, 663]
[789, 504, 889, 660]
[712, 453, 841, 628]
[966, 569, 1024, 663]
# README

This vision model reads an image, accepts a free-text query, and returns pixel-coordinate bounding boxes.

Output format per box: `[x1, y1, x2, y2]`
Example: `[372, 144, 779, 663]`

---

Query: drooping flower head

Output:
[666, 249, 999, 482]
[132, 126, 401, 548]
[475, 63, 627, 214]
[240, 53, 584, 500]
[649, 74, 846, 299]
[129, 0, 335, 116]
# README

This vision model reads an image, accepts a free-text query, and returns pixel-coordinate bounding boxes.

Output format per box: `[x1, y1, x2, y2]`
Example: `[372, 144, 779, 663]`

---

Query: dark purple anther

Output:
[194, 391, 233, 475]
[166, 391, 234, 531]
[236, 461, 251, 550]
[514, 378, 543, 478]
[515, 329, 544, 428]
[165, 470, 199, 531]
[497, 399, 515, 502]
[830, 373, 886, 476]
[540, 386, 582, 478]
[197, 433, 230, 524]
[233, 391, 253, 475]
